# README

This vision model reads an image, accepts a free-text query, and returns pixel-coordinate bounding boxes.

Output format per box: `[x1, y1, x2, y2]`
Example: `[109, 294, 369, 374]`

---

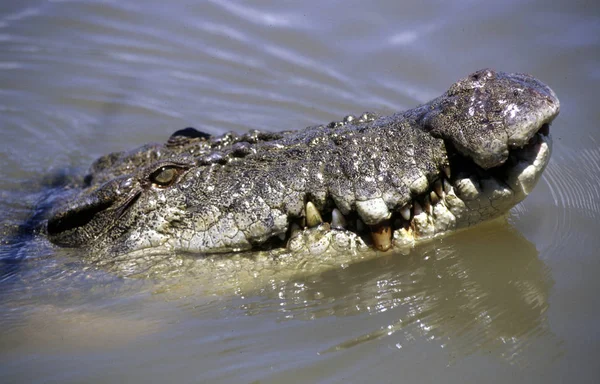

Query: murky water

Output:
[1, 0, 599, 382]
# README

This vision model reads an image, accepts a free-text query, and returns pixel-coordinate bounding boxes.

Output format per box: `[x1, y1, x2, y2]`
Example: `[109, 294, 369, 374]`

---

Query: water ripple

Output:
[532, 136, 600, 255]
[207, 0, 296, 27]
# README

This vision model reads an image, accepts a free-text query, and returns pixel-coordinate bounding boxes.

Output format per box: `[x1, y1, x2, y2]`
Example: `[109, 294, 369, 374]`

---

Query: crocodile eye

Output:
[149, 166, 179, 188]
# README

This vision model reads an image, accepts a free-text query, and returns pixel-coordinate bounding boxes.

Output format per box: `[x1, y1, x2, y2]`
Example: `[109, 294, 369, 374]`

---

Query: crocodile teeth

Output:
[290, 222, 301, 236]
[305, 202, 323, 227]
[331, 208, 347, 229]
[430, 190, 439, 205]
[424, 195, 432, 215]
[370, 220, 392, 251]
[413, 201, 423, 215]
[443, 166, 451, 179]
[434, 179, 444, 199]
[443, 178, 453, 194]
[400, 204, 411, 221]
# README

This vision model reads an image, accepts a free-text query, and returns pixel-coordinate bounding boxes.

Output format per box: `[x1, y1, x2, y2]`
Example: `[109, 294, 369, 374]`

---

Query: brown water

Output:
[1, 0, 599, 383]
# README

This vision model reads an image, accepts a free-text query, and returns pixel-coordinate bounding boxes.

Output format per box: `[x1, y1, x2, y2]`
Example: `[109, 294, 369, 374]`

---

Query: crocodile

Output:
[45, 69, 559, 266]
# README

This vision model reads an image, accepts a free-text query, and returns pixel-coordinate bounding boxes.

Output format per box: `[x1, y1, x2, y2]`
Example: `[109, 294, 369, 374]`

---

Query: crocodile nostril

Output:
[47, 199, 113, 235]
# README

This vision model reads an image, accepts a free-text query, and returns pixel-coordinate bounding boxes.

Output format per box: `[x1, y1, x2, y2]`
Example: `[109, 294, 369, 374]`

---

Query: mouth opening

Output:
[258, 122, 552, 254]
[255, 174, 455, 253]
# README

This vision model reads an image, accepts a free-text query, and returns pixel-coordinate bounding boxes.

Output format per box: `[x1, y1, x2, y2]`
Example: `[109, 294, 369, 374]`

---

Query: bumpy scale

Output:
[46, 69, 559, 263]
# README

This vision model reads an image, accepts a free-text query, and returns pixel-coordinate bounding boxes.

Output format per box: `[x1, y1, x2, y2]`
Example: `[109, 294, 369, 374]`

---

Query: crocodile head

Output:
[46, 69, 559, 261]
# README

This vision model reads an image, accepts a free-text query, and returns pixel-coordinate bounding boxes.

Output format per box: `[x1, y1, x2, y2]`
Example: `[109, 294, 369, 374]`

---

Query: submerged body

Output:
[46, 69, 559, 267]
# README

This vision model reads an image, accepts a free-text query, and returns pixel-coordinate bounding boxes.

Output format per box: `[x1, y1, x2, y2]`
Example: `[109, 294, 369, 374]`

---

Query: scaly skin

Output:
[46, 69, 559, 266]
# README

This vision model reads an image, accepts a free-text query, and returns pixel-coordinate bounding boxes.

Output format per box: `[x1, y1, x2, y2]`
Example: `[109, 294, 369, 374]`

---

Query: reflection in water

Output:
[6, 218, 554, 365]
[244, 220, 554, 362]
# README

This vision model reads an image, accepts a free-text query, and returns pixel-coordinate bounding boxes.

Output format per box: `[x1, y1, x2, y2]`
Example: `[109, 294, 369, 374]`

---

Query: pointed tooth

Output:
[400, 204, 411, 221]
[434, 179, 444, 199]
[413, 201, 423, 215]
[424, 195, 432, 215]
[278, 232, 286, 241]
[331, 208, 347, 229]
[290, 222, 301, 236]
[430, 191, 440, 205]
[305, 201, 323, 227]
[370, 220, 392, 251]
[443, 166, 451, 179]
[443, 178, 453, 194]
